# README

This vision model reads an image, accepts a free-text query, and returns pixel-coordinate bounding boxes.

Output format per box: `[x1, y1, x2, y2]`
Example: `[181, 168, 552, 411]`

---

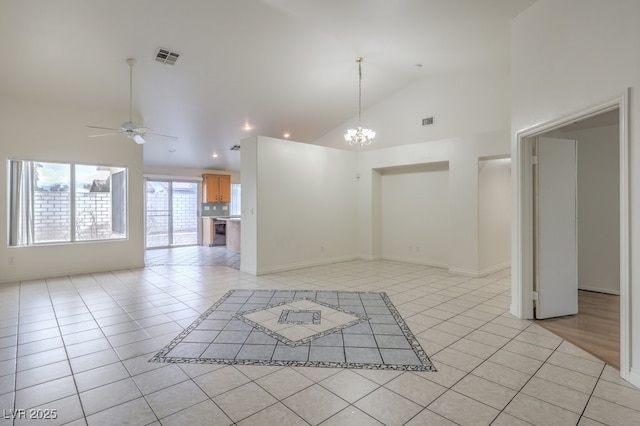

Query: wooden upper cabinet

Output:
[218, 175, 231, 202]
[203, 174, 231, 203]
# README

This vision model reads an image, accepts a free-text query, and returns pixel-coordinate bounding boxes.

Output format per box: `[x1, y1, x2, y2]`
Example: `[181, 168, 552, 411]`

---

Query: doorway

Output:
[513, 94, 630, 380]
[145, 179, 200, 249]
[532, 112, 621, 368]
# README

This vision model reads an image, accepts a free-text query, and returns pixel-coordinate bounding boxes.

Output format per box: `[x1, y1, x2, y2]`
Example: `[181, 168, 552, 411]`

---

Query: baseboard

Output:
[478, 261, 511, 276]
[577, 285, 620, 296]
[449, 261, 511, 278]
[358, 254, 383, 261]
[255, 255, 359, 276]
[0, 262, 146, 284]
[447, 267, 481, 277]
[381, 256, 448, 269]
[628, 367, 640, 389]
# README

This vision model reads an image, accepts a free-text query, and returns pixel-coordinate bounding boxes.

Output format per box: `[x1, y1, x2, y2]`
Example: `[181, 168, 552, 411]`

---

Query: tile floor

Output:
[145, 246, 240, 270]
[1, 258, 640, 425]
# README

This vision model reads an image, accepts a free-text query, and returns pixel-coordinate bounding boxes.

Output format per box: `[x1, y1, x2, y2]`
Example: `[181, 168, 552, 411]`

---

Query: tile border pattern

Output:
[150, 289, 437, 372]
[278, 309, 322, 325]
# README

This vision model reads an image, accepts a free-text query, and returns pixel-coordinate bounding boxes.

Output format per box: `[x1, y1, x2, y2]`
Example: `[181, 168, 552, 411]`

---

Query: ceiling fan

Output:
[87, 58, 177, 144]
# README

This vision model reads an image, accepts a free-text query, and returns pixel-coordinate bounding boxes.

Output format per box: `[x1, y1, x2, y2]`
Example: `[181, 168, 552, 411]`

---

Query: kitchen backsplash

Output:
[202, 203, 231, 217]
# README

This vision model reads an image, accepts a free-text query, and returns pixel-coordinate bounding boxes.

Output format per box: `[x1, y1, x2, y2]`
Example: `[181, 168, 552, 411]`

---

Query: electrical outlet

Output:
[8, 257, 14, 265]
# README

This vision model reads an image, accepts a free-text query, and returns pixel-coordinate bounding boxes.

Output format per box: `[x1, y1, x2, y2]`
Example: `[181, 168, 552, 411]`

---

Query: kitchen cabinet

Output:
[203, 174, 231, 203]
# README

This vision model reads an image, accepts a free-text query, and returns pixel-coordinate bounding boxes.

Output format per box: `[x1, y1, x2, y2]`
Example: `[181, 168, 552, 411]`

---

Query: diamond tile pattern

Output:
[151, 290, 436, 371]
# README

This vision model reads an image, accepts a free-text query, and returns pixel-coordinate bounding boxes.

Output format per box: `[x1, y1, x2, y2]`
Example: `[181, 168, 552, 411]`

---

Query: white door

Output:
[535, 137, 578, 319]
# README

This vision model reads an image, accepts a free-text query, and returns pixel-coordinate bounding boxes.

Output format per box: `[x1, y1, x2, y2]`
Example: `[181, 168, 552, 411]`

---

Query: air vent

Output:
[422, 117, 434, 126]
[154, 48, 180, 65]
[230, 144, 241, 151]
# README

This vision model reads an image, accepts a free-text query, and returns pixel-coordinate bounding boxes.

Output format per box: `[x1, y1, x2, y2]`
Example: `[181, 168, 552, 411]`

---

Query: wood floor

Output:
[536, 290, 620, 369]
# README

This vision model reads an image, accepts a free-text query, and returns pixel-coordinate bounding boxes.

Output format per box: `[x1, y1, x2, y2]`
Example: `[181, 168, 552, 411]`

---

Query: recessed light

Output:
[243, 123, 253, 131]
[212, 152, 218, 158]
[168, 148, 176, 153]
[283, 133, 290, 139]
[415, 63, 423, 68]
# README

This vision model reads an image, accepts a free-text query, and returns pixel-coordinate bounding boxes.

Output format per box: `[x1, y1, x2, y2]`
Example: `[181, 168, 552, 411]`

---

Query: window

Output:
[230, 183, 241, 216]
[9, 160, 127, 246]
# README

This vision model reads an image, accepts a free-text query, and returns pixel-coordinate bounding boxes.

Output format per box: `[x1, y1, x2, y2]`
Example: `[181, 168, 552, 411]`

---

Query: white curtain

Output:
[9, 160, 35, 246]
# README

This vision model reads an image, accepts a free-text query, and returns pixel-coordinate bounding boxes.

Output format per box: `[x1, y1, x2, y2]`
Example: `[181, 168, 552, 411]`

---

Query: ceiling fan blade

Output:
[88, 59, 179, 144]
[87, 125, 121, 131]
[143, 131, 178, 140]
[88, 132, 123, 138]
[132, 126, 153, 133]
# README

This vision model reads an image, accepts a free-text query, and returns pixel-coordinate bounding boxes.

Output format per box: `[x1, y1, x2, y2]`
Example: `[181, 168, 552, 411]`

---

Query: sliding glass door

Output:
[145, 179, 199, 248]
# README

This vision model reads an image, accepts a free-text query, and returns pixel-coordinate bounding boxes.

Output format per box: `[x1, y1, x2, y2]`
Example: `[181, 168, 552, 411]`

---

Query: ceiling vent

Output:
[154, 48, 180, 65]
[230, 144, 241, 151]
[422, 117, 434, 126]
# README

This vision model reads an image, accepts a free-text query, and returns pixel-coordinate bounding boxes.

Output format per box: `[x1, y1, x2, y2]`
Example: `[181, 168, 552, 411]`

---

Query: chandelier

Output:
[344, 57, 375, 146]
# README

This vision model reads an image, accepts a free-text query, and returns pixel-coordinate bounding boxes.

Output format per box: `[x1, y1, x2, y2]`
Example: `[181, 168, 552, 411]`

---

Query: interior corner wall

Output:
[560, 124, 620, 295]
[0, 98, 145, 283]
[244, 136, 358, 275]
[510, 0, 640, 385]
[478, 158, 512, 275]
[380, 163, 449, 267]
[358, 130, 510, 276]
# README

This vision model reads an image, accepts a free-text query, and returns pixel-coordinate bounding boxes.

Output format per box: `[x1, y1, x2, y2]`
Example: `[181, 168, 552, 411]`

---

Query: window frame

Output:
[8, 159, 129, 247]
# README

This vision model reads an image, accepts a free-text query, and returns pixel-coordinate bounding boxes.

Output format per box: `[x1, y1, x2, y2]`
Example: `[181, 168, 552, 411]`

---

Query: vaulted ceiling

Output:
[0, 0, 536, 171]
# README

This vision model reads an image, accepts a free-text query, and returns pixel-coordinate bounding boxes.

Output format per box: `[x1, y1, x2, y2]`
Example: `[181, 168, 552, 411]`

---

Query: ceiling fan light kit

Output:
[87, 57, 177, 144]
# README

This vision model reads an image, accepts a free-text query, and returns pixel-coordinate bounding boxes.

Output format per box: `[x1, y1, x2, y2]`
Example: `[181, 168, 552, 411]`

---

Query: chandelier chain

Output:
[358, 58, 363, 125]
[345, 57, 375, 146]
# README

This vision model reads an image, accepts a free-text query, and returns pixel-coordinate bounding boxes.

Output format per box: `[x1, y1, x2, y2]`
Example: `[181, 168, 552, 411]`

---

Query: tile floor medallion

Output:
[151, 290, 437, 371]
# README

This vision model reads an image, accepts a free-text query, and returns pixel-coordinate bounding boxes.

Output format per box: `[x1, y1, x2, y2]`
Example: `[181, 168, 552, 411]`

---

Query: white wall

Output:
[0, 98, 145, 283]
[478, 158, 511, 274]
[240, 137, 258, 274]
[358, 130, 511, 276]
[511, 0, 639, 385]
[241, 136, 358, 275]
[557, 124, 620, 294]
[312, 60, 513, 276]
[380, 163, 449, 267]
[243, 131, 511, 277]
